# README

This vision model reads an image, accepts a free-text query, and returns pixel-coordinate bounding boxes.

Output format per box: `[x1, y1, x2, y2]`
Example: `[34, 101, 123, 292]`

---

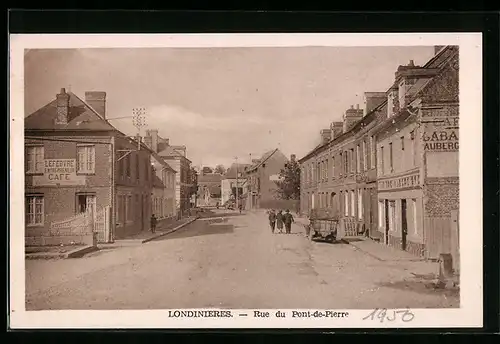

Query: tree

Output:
[202, 166, 213, 174]
[274, 159, 300, 200]
[214, 164, 226, 175]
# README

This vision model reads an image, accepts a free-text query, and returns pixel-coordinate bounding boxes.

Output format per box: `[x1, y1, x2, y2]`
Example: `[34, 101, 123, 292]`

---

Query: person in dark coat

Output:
[275, 210, 284, 233]
[150, 214, 157, 233]
[268, 209, 277, 233]
[283, 209, 294, 234]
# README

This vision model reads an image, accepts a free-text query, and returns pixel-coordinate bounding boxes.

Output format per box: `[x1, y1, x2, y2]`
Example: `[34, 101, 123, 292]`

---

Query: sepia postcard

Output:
[9, 33, 483, 329]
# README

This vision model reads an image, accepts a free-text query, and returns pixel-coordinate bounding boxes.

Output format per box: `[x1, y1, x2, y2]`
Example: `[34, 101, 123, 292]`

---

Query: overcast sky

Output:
[24, 46, 435, 168]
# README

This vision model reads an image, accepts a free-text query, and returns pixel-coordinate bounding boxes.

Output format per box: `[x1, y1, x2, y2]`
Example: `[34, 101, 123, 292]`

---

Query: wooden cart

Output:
[306, 208, 339, 243]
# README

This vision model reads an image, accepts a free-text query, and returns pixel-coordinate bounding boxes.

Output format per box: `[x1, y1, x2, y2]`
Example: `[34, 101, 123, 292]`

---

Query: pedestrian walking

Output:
[238, 203, 243, 214]
[150, 214, 157, 233]
[276, 210, 284, 233]
[283, 209, 294, 234]
[268, 209, 277, 233]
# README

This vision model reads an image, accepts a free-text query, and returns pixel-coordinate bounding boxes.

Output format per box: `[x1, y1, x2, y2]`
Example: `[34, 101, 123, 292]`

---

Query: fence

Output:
[49, 209, 95, 246]
[341, 217, 365, 237]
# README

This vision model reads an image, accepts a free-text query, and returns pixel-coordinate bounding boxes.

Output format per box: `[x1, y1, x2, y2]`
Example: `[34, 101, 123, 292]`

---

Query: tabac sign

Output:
[32, 159, 86, 186]
[423, 116, 459, 152]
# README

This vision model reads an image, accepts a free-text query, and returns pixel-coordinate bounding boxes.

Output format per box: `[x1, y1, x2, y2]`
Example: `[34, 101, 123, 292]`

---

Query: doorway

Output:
[401, 199, 408, 251]
[77, 194, 96, 215]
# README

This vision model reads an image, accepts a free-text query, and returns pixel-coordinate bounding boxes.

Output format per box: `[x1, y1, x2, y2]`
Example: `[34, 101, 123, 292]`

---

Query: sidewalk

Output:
[102, 216, 198, 247]
[344, 237, 425, 262]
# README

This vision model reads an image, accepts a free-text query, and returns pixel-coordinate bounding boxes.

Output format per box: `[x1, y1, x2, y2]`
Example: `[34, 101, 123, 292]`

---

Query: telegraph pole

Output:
[132, 107, 147, 150]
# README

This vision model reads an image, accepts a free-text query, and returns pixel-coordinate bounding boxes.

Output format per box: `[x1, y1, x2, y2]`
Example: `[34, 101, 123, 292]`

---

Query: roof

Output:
[224, 163, 252, 179]
[246, 149, 280, 172]
[198, 173, 223, 183]
[25, 91, 116, 131]
[153, 175, 165, 188]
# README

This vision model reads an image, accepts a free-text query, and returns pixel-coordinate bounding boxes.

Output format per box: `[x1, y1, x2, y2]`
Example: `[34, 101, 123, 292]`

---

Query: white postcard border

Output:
[9, 33, 483, 329]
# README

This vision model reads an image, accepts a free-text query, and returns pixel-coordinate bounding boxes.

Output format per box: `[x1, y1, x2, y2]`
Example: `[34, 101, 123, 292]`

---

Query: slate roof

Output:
[25, 91, 115, 131]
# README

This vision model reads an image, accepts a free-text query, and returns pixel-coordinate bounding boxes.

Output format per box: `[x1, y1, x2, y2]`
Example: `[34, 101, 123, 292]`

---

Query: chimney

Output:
[409, 60, 415, 67]
[147, 129, 158, 153]
[320, 129, 331, 144]
[85, 91, 106, 118]
[290, 154, 296, 162]
[364, 92, 386, 115]
[343, 105, 364, 132]
[55, 88, 70, 125]
[330, 121, 344, 140]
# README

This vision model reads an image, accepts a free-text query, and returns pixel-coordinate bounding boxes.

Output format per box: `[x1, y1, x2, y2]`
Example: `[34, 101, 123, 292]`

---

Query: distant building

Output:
[144, 130, 193, 215]
[244, 149, 289, 210]
[24, 88, 154, 245]
[221, 163, 251, 206]
[197, 173, 222, 207]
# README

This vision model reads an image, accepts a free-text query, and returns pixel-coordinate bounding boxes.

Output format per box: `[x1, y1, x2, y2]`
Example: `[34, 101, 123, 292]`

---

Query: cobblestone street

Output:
[25, 209, 459, 310]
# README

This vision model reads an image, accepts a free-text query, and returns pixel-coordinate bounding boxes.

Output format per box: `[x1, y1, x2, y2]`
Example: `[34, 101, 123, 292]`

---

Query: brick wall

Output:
[424, 178, 459, 217]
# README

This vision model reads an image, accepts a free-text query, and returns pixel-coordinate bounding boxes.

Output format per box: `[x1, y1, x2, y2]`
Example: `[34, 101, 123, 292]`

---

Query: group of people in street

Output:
[267, 209, 294, 234]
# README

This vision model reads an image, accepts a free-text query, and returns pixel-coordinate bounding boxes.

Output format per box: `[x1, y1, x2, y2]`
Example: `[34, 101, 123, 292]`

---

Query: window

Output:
[340, 152, 343, 176]
[344, 151, 349, 174]
[370, 136, 376, 169]
[26, 195, 44, 226]
[401, 136, 405, 151]
[145, 159, 149, 181]
[412, 199, 418, 235]
[378, 200, 385, 228]
[362, 141, 367, 171]
[389, 142, 393, 172]
[344, 192, 348, 216]
[350, 149, 355, 173]
[350, 190, 355, 217]
[76, 145, 95, 174]
[357, 189, 363, 220]
[332, 157, 335, 178]
[388, 201, 396, 232]
[325, 159, 329, 180]
[26, 146, 44, 174]
[380, 146, 385, 174]
[356, 145, 360, 173]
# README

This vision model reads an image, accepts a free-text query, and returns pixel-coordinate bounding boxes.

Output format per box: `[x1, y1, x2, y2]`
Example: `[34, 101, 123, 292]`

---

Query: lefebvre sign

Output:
[32, 159, 86, 186]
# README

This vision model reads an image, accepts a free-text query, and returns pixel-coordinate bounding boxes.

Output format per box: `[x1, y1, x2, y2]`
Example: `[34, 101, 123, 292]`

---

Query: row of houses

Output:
[24, 88, 194, 246]
[298, 45, 459, 260]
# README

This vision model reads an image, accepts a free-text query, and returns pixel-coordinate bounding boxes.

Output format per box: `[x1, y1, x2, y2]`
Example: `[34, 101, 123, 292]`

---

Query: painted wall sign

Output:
[32, 159, 86, 186]
[378, 173, 420, 191]
[423, 116, 459, 151]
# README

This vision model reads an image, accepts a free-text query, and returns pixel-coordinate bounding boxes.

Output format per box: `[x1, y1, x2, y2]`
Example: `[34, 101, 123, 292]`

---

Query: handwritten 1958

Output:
[362, 308, 415, 323]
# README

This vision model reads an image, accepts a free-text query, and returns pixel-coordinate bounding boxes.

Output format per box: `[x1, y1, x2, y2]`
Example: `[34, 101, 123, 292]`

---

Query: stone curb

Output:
[141, 217, 199, 244]
[341, 239, 426, 262]
[25, 245, 98, 260]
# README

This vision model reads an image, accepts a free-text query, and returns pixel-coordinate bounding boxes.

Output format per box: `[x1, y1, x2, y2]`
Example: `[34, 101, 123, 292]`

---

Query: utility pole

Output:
[132, 107, 147, 150]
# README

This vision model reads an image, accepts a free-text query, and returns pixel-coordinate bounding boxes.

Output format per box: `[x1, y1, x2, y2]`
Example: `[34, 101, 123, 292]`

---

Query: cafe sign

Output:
[32, 159, 86, 186]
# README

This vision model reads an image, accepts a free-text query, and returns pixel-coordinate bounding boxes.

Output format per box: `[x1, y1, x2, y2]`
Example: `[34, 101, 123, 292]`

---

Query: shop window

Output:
[26, 146, 44, 174]
[388, 201, 396, 232]
[412, 198, 418, 235]
[26, 195, 44, 226]
[378, 200, 385, 228]
[77, 145, 95, 174]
